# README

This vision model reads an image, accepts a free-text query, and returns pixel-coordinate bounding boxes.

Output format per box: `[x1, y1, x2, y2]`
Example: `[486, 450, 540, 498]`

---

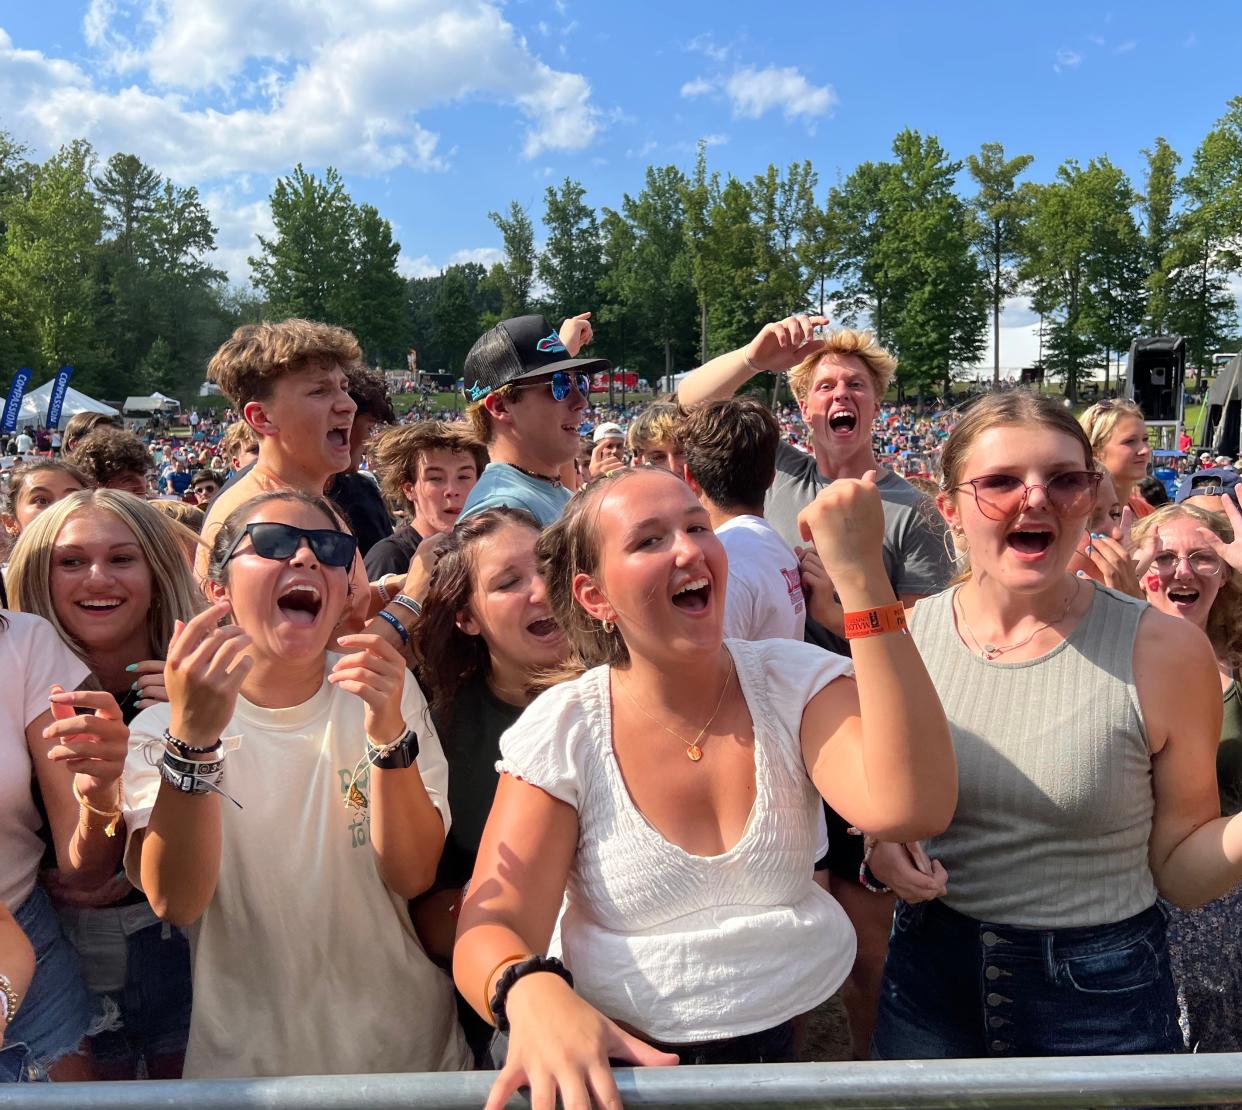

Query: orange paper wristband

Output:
[842, 602, 908, 640]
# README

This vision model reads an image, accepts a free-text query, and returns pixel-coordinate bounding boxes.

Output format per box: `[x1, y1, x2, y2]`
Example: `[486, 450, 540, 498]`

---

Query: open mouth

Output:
[76, 598, 124, 613]
[1007, 529, 1054, 557]
[327, 428, 350, 450]
[526, 616, 562, 641]
[671, 576, 711, 613]
[1166, 586, 1201, 609]
[277, 583, 322, 627]
[828, 410, 857, 434]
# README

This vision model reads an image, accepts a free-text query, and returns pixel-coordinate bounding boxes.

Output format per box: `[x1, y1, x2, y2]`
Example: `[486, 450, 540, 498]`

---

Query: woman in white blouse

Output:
[454, 465, 956, 1108]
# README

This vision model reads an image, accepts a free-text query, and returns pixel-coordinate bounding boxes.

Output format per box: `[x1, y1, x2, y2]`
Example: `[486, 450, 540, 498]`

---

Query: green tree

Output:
[825, 161, 898, 344]
[1140, 137, 1180, 334]
[250, 164, 356, 322]
[487, 201, 536, 317]
[539, 179, 603, 322]
[608, 165, 697, 388]
[94, 153, 161, 263]
[432, 265, 479, 374]
[1167, 98, 1242, 374]
[882, 130, 987, 397]
[748, 161, 816, 327]
[0, 141, 105, 385]
[348, 202, 407, 363]
[966, 142, 1035, 384]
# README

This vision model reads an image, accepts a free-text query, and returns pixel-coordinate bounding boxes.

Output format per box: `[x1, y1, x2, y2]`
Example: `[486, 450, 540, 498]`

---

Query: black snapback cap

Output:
[463, 315, 611, 402]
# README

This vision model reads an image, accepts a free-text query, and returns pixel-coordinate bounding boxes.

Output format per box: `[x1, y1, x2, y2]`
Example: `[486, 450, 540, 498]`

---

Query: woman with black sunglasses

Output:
[868, 391, 1242, 1061]
[120, 490, 468, 1078]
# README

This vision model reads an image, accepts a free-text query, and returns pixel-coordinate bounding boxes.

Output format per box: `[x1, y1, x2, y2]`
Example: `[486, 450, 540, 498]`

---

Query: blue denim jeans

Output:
[873, 900, 1183, 1059]
[0, 887, 94, 1083]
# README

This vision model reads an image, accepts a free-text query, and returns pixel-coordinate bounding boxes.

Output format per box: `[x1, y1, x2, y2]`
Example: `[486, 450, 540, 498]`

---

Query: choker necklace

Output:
[954, 581, 1080, 661]
[509, 462, 562, 488]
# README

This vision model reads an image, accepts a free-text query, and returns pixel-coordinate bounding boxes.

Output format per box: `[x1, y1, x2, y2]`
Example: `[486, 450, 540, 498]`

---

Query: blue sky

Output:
[0, 1, 1238, 371]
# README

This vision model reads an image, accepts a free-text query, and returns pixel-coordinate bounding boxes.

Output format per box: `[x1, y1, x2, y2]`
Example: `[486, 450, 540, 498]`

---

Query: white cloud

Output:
[448, 247, 504, 268]
[686, 33, 731, 63]
[680, 77, 715, 98]
[701, 132, 729, 147]
[1113, 39, 1137, 54]
[398, 254, 439, 279]
[200, 185, 276, 285]
[1053, 47, 1083, 73]
[724, 66, 836, 121]
[1, 1, 602, 182]
[625, 139, 659, 159]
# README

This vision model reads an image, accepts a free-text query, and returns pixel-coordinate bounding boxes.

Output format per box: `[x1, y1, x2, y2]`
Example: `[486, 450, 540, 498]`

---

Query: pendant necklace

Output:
[613, 655, 733, 762]
[955, 581, 1080, 661]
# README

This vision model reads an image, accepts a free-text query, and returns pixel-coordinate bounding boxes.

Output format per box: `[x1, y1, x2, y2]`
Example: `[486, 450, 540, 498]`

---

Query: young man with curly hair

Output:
[67, 429, 154, 498]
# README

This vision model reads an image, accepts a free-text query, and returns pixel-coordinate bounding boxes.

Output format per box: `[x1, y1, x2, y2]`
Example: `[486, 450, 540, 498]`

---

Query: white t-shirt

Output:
[717, 515, 806, 642]
[0, 613, 91, 908]
[123, 658, 468, 1077]
[14, 433, 33, 454]
[496, 637, 856, 1043]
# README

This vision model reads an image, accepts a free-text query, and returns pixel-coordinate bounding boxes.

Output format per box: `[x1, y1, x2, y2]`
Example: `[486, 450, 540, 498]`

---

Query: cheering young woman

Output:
[122, 490, 467, 1077]
[870, 391, 1242, 1060]
[453, 464, 956, 1109]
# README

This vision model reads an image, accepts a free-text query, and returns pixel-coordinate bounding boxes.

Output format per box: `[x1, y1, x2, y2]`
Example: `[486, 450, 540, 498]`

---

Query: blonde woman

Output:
[9, 489, 203, 1078]
[1079, 399, 1154, 517]
[1133, 501, 1242, 1052]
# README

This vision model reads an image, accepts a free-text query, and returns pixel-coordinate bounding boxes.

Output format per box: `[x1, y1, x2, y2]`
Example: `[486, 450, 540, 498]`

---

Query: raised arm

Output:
[138, 602, 252, 926]
[675, 314, 828, 406]
[30, 687, 129, 890]
[796, 477, 957, 842]
[330, 634, 446, 898]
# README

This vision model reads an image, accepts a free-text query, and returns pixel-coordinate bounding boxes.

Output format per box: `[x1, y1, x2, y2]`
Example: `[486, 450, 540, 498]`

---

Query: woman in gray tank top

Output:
[869, 391, 1242, 1061]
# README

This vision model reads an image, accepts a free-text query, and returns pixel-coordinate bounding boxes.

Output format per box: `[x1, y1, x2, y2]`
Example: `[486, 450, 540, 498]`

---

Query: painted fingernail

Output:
[131, 681, 139, 691]
[1085, 545, 1093, 554]
[125, 663, 137, 672]
[1075, 570, 1086, 577]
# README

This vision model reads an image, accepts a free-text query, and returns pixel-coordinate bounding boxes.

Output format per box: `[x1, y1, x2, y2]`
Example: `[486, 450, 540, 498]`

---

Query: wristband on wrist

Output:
[842, 601, 908, 640]
[375, 577, 393, 604]
[488, 955, 574, 1033]
[375, 608, 409, 646]
[390, 593, 422, 619]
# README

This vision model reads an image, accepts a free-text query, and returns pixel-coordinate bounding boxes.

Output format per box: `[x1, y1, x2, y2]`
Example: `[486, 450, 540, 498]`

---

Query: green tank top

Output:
[1218, 679, 1242, 817]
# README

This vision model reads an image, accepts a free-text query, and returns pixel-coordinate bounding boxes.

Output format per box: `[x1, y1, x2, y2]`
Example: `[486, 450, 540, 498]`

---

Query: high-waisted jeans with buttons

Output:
[872, 899, 1183, 1059]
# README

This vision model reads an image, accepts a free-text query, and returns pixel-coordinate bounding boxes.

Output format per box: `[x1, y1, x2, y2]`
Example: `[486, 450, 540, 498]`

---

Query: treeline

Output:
[1, 96, 1240, 403]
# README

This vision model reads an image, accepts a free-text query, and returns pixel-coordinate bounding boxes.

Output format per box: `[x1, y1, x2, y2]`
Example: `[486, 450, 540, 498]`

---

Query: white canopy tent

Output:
[1, 379, 119, 429]
[123, 392, 181, 415]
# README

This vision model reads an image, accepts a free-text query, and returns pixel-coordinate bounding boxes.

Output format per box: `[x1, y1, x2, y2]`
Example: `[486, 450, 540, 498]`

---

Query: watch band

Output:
[369, 728, 419, 770]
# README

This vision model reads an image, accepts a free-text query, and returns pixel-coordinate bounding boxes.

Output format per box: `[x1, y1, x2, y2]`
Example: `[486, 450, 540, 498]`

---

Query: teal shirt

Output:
[459, 463, 570, 527]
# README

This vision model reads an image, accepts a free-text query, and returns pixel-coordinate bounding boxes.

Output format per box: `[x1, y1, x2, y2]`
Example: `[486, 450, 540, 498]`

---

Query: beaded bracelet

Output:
[489, 955, 574, 1034]
[163, 729, 223, 756]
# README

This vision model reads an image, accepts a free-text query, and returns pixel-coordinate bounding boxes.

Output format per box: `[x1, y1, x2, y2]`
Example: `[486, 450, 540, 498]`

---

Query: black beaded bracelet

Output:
[489, 955, 574, 1034]
[163, 729, 223, 755]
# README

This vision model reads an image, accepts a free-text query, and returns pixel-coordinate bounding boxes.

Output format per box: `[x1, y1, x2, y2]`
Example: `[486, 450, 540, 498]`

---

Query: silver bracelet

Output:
[390, 593, 422, 618]
[376, 577, 395, 604]
[0, 972, 16, 1028]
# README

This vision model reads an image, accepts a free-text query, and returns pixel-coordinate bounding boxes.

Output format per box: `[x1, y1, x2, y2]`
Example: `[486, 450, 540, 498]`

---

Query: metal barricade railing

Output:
[2, 1056, 1242, 1109]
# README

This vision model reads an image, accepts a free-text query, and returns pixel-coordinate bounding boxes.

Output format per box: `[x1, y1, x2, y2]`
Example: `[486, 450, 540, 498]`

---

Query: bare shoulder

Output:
[1134, 606, 1219, 754]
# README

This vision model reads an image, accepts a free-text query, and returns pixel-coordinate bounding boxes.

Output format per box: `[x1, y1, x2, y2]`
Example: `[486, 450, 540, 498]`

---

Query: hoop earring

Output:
[601, 619, 615, 635]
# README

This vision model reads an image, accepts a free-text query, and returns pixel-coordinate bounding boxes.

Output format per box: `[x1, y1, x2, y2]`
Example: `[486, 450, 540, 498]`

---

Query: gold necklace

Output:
[955, 581, 1080, 661]
[613, 656, 733, 762]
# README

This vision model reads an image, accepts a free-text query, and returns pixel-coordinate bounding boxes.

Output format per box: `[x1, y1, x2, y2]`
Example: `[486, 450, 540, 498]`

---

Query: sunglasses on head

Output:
[952, 471, 1102, 521]
[511, 370, 590, 402]
[223, 522, 357, 567]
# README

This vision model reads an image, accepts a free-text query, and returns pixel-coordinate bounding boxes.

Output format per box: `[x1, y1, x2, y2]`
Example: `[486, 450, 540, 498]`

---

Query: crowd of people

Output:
[0, 309, 1240, 1105]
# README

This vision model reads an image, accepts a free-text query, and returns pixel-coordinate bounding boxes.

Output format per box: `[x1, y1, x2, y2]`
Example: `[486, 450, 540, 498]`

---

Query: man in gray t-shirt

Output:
[677, 315, 952, 654]
[766, 441, 950, 653]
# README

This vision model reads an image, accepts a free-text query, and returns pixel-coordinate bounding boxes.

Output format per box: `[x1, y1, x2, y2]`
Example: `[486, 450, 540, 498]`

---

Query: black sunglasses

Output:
[223, 522, 357, 568]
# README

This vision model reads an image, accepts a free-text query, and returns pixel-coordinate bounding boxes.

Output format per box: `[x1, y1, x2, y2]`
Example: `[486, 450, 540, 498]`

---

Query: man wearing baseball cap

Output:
[588, 421, 626, 479]
[459, 312, 607, 526]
